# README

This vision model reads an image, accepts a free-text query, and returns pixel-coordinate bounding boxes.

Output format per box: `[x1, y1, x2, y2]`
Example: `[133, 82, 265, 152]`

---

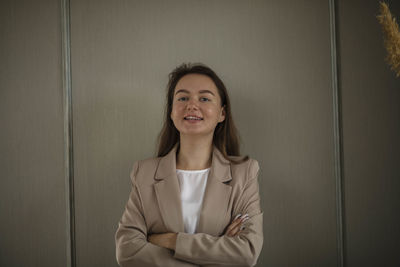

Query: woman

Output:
[115, 63, 263, 267]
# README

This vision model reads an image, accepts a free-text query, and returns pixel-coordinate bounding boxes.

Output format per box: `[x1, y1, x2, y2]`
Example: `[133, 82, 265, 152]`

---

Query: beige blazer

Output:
[115, 142, 263, 267]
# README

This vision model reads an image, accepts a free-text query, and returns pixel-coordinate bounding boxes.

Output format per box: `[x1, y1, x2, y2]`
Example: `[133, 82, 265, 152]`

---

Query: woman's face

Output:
[171, 73, 225, 137]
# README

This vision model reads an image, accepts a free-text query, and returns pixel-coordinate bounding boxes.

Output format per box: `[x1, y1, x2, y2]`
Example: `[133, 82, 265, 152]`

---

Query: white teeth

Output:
[185, 116, 202, 120]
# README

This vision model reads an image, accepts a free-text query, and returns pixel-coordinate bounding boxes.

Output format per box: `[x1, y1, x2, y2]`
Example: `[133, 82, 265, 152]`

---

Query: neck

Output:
[176, 136, 213, 170]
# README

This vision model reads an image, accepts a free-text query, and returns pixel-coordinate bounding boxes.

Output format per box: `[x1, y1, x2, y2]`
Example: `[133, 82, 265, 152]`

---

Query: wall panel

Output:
[70, 0, 337, 266]
[337, 0, 400, 265]
[0, 0, 67, 266]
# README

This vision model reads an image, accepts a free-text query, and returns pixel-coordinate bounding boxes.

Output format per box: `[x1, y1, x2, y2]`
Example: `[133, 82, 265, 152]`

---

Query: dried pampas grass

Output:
[377, 2, 400, 77]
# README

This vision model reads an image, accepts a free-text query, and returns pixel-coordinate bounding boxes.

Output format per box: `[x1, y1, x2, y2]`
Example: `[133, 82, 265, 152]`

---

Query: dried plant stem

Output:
[377, 2, 400, 77]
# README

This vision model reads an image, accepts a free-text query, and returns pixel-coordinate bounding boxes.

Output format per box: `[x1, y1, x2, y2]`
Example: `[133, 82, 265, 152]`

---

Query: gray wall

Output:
[337, 0, 400, 266]
[0, 0, 67, 266]
[0, 0, 399, 267]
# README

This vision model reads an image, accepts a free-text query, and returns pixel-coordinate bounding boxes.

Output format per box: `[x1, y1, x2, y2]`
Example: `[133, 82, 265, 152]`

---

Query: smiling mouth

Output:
[184, 116, 203, 120]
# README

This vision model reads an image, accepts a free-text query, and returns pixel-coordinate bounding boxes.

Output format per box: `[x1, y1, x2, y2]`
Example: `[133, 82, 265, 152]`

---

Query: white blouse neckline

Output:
[176, 167, 211, 173]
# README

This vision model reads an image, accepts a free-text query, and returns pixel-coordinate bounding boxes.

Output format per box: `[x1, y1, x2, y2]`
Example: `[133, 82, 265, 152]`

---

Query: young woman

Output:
[115, 63, 263, 267]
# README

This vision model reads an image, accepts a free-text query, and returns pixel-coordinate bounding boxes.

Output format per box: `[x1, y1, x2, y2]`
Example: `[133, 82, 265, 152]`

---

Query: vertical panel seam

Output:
[61, 0, 76, 266]
[329, 0, 345, 266]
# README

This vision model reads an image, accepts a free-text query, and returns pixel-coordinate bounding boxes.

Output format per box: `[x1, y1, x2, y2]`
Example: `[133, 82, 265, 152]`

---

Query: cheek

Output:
[204, 106, 220, 116]
[171, 104, 184, 118]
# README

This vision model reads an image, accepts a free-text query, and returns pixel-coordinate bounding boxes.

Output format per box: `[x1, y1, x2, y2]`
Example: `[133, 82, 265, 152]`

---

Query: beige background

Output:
[1, 0, 399, 266]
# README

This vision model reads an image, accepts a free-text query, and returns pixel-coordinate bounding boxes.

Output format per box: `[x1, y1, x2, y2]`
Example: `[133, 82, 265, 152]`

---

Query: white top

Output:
[176, 167, 210, 234]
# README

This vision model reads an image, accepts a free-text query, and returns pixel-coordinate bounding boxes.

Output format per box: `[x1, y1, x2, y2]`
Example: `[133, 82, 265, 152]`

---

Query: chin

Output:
[180, 128, 215, 136]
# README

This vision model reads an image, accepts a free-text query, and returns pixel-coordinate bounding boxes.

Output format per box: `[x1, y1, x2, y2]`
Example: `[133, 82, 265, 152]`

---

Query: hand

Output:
[223, 213, 249, 237]
[148, 232, 177, 250]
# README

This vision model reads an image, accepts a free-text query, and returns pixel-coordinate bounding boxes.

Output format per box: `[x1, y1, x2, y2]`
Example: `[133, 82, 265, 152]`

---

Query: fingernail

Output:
[242, 214, 249, 220]
[241, 217, 249, 222]
[234, 214, 242, 220]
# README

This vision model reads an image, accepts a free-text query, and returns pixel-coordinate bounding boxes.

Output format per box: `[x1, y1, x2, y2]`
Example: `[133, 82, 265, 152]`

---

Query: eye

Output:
[177, 96, 210, 102]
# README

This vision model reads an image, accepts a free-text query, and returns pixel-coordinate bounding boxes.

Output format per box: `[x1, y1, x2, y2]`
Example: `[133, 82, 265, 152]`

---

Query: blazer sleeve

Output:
[115, 161, 200, 267]
[173, 159, 264, 267]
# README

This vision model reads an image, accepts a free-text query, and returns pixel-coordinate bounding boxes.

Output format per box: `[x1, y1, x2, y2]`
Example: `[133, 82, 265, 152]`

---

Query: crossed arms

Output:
[115, 159, 263, 267]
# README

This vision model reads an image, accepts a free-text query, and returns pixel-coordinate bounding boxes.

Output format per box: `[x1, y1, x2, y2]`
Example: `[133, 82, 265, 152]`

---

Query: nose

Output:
[186, 98, 199, 110]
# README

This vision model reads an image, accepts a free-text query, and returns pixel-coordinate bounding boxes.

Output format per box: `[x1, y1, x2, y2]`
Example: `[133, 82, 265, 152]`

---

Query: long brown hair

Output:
[155, 62, 249, 164]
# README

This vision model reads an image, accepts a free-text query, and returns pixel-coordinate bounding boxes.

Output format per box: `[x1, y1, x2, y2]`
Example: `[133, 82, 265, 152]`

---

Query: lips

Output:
[184, 115, 203, 120]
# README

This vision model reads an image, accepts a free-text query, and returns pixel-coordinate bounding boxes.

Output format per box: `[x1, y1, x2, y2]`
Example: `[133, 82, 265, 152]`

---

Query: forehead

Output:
[174, 74, 218, 94]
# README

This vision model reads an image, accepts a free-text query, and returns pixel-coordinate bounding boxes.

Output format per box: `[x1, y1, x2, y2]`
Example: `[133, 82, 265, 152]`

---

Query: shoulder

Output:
[228, 156, 260, 184]
[129, 156, 161, 185]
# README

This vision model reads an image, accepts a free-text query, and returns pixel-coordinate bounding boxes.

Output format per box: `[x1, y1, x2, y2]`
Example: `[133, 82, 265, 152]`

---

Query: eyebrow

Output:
[175, 89, 215, 96]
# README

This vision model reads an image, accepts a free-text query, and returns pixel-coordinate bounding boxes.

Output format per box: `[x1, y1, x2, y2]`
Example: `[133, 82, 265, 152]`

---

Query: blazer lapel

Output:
[196, 145, 232, 235]
[154, 142, 233, 236]
[154, 143, 184, 233]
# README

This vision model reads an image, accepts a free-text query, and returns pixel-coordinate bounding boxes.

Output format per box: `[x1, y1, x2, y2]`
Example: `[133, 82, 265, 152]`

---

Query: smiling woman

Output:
[115, 62, 263, 267]
[170, 73, 226, 149]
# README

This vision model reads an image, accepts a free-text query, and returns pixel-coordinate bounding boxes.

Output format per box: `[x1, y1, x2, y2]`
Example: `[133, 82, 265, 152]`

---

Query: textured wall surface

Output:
[1, 0, 399, 266]
[337, 0, 400, 266]
[0, 0, 67, 266]
[70, 0, 336, 266]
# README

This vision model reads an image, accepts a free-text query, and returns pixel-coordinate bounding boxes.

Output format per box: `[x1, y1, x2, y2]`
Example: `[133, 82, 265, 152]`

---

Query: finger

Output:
[235, 224, 246, 236]
[232, 214, 248, 227]
[230, 218, 247, 236]
[225, 214, 249, 236]
[233, 214, 242, 220]
[226, 217, 241, 233]
[227, 215, 250, 236]
[241, 216, 250, 224]
[227, 214, 248, 231]
[234, 226, 246, 236]
[235, 213, 249, 222]
[225, 216, 245, 235]
[227, 222, 244, 237]
[225, 223, 241, 236]
[226, 223, 241, 236]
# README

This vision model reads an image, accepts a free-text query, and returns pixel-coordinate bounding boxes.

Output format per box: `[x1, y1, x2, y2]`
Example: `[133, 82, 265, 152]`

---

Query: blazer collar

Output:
[153, 142, 233, 235]
[154, 142, 232, 182]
